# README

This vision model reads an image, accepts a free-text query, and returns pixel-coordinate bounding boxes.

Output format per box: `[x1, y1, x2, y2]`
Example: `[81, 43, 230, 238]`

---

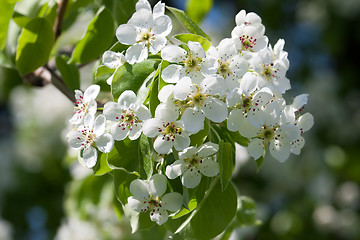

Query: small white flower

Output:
[127, 174, 183, 225]
[136, 0, 165, 19]
[235, 10, 265, 35]
[231, 24, 268, 56]
[69, 85, 100, 125]
[116, 7, 172, 64]
[103, 90, 151, 141]
[161, 41, 213, 84]
[67, 114, 114, 168]
[166, 142, 219, 188]
[142, 104, 191, 154]
[172, 76, 228, 133]
[102, 50, 126, 85]
[227, 72, 273, 132]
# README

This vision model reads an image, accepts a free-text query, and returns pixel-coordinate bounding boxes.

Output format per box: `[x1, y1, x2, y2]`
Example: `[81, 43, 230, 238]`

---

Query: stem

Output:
[209, 123, 221, 142]
[44, 65, 76, 102]
[54, 0, 69, 41]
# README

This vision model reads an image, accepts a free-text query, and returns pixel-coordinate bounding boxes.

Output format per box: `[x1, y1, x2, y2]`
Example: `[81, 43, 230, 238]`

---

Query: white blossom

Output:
[103, 90, 151, 141]
[142, 104, 191, 154]
[231, 24, 268, 56]
[127, 174, 183, 225]
[116, 6, 172, 64]
[166, 142, 219, 188]
[69, 85, 100, 125]
[102, 50, 126, 85]
[67, 114, 114, 168]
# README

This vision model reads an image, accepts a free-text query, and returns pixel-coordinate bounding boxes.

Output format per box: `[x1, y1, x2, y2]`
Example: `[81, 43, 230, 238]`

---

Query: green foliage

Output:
[0, 0, 16, 50]
[237, 196, 261, 226]
[107, 138, 140, 171]
[185, 0, 213, 24]
[174, 33, 212, 51]
[55, 55, 80, 91]
[111, 59, 159, 101]
[218, 141, 235, 191]
[103, 0, 137, 26]
[15, 17, 54, 74]
[166, 6, 211, 41]
[70, 7, 115, 64]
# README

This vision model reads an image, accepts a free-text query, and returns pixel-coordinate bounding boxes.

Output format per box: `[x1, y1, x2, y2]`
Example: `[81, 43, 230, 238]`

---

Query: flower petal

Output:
[126, 43, 148, 64]
[181, 108, 205, 133]
[150, 208, 168, 225]
[130, 179, 150, 200]
[116, 24, 137, 45]
[127, 196, 147, 212]
[67, 131, 84, 149]
[95, 133, 114, 153]
[102, 51, 125, 69]
[198, 159, 219, 177]
[161, 64, 183, 83]
[94, 115, 106, 136]
[188, 41, 205, 58]
[153, 15, 172, 36]
[103, 101, 120, 121]
[129, 9, 154, 28]
[118, 90, 137, 108]
[83, 146, 98, 168]
[161, 45, 187, 62]
[197, 142, 219, 157]
[149, 36, 167, 54]
[202, 97, 228, 123]
[142, 118, 162, 138]
[227, 109, 244, 132]
[173, 77, 193, 101]
[247, 138, 264, 160]
[297, 113, 314, 133]
[83, 85, 100, 101]
[154, 135, 173, 154]
[148, 174, 167, 197]
[174, 134, 190, 151]
[166, 160, 185, 179]
[182, 168, 201, 188]
[269, 139, 291, 162]
[128, 123, 142, 140]
[111, 123, 129, 141]
[162, 192, 183, 212]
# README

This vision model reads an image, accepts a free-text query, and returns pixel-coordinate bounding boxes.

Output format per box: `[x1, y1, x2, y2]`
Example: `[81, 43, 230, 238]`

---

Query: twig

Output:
[54, 0, 69, 41]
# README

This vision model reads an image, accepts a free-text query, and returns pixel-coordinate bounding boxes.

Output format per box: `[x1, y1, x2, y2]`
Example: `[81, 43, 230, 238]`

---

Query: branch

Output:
[54, 0, 69, 41]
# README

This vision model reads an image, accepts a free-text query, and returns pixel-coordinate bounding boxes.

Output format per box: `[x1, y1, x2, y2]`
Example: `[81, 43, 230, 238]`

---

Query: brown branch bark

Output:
[54, 0, 69, 41]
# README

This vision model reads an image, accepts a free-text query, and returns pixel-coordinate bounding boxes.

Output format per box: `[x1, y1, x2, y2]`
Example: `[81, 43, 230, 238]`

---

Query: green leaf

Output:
[0, 0, 16, 50]
[37, 1, 58, 26]
[217, 141, 235, 191]
[12, 11, 31, 28]
[16, 17, 54, 74]
[185, 0, 213, 24]
[139, 134, 153, 180]
[70, 7, 115, 64]
[237, 196, 261, 226]
[103, 0, 137, 26]
[227, 130, 249, 147]
[168, 179, 237, 240]
[256, 155, 265, 170]
[107, 138, 140, 172]
[93, 151, 113, 176]
[93, 64, 114, 91]
[166, 6, 211, 41]
[190, 120, 209, 147]
[174, 33, 212, 51]
[55, 55, 80, 91]
[111, 59, 160, 101]
[113, 169, 138, 205]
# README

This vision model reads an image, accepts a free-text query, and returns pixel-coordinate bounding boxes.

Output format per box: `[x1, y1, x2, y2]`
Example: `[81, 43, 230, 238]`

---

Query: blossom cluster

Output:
[66, 0, 313, 226]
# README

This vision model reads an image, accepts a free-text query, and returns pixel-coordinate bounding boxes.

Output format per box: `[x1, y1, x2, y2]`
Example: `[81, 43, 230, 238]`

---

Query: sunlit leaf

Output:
[174, 33, 212, 51]
[55, 54, 80, 91]
[0, 0, 16, 50]
[185, 0, 213, 24]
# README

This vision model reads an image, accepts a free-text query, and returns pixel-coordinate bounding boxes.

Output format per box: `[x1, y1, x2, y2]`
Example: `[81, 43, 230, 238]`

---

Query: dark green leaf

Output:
[256, 155, 264, 170]
[55, 55, 80, 91]
[113, 168, 138, 205]
[237, 196, 261, 226]
[0, 0, 16, 50]
[12, 11, 31, 28]
[217, 141, 235, 191]
[70, 7, 115, 64]
[103, 0, 137, 26]
[185, 0, 213, 24]
[190, 120, 209, 147]
[174, 33, 212, 51]
[111, 59, 159, 101]
[16, 17, 54, 74]
[93, 64, 114, 91]
[93, 151, 113, 176]
[166, 6, 210, 41]
[139, 134, 153, 180]
[37, 1, 58, 26]
[107, 138, 140, 172]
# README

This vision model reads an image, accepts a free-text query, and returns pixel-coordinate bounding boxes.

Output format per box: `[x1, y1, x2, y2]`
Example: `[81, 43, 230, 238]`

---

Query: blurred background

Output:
[1, 0, 360, 239]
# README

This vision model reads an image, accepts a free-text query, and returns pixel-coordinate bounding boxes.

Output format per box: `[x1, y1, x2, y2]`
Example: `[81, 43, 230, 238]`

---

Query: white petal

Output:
[178, 146, 198, 160]
[150, 208, 168, 225]
[126, 43, 148, 64]
[149, 36, 167, 54]
[174, 134, 190, 151]
[148, 174, 167, 197]
[166, 160, 185, 179]
[247, 107, 266, 128]
[198, 159, 219, 177]
[153, 15, 172, 36]
[161, 45, 187, 62]
[181, 108, 205, 133]
[102, 51, 125, 69]
[235, 10, 246, 26]
[197, 142, 219, 157]
[269, 139, 291, 163]
[83, 147, 98, 168]
[226, 88, 242, 107]
[240, 72, 258, 95]
[130, 179, 150, 200]
[87, 99, 98, 116]
[106, 73, 114, 85]
[158, 84, 174, 103]
[188, 41, 206, 58]
[135, 0, 151, 12]
[103, 101, 121, 121]
[161, 64, 183, 83]
[291, 136, 305, 155]
[182, 168, 201, 188]
[69, 111, 84, 125]
[201, 76, 227, 96]
[155, 103, 178, 122]
[83, 113, 94, 127]
[247, 138, 264, 160]
[173, 77, 193, 100]
[67, 131, 84, 149]
[128, 123, 142, 140]
[129, 9, 154, 29]
[202, 97, 228, 123]
[118, 90, 137, 108]
[83, 85, 100, 101]
[95, 132, 114, 153]
[153, 1, 165, 18]
[128, 196, 147, 212]
[217, 38, 237, 58]
[238, 116, 259, 138]
[162, 192, 183, 212]
[142, 118, 162, 138]
[154, 135, 173, 154]
[116, 24, 137, 45]
[227, 109, 245, 132]
[94, 115, 106, 136]
[292, 94, 309, 111]
[135, 105, 151, 121]
[297, 113, 314, 133]
[111, 123, 129, 141]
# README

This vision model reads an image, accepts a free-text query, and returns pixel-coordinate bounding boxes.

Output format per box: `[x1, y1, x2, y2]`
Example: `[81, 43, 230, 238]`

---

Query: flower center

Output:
[141, 196, 163, 216]
[184, 55, 201, 73]
[239, 35, 257, 51]
[186, 84, 208, 109]
[261, 63, 277, 81]
[80, 128, 96, 148]
[159, 122, 182, 142]
[217, 60, 232, 78]
[138, 29, 155, 48]
[259, 125, 277, 142]
[116, 109, 140, 131]
[74, 96, 89, 114]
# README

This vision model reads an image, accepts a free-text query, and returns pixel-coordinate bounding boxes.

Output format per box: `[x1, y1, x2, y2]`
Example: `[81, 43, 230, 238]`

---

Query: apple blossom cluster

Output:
[66, 0, 313, 226]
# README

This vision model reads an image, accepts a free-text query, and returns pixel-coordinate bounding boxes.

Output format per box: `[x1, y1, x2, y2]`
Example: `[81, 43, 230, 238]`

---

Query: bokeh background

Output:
[1, 0, 360, 239]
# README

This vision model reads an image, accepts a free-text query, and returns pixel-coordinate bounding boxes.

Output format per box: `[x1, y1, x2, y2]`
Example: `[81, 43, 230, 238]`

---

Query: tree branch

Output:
[54, 0, 69, 41]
